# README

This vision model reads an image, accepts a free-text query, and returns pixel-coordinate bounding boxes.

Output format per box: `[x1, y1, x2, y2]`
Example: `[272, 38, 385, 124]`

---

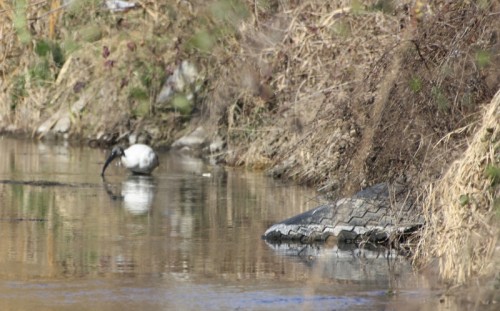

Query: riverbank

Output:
[0, 0, 498, 287]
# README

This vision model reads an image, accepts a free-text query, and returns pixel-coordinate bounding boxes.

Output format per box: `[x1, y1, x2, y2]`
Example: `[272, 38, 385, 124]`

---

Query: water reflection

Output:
[265, 241, 411, 283]
[0, 137, 321, 282]
[103, 175, 157, 215]
[121, 176, 157, 215]
[0, 137, 477, 310]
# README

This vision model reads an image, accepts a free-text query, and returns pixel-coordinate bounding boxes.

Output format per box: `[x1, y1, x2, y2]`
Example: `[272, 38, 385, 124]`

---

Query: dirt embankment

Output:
[0, 0, 499, 285]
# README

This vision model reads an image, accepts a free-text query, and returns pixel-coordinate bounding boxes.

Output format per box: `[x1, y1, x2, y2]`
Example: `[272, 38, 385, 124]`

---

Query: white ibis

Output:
[101, 144, 159, 176]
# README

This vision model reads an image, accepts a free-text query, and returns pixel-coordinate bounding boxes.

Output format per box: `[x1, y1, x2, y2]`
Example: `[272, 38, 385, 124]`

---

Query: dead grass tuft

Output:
[414, 91, 500, 284]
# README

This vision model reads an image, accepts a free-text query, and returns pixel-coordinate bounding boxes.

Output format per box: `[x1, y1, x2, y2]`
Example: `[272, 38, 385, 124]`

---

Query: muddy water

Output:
[0, 137, 464, 310]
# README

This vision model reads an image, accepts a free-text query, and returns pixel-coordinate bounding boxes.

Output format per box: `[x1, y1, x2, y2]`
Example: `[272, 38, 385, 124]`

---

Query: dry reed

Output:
[414, 91, 500, 284]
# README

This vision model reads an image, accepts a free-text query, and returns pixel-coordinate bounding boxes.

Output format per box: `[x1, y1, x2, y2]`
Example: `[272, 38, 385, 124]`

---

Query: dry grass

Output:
[208, 0, 408, 194]
[414, 91, 500, 284]
[0, 0, 193, 142]
[207, 0, 499, 203]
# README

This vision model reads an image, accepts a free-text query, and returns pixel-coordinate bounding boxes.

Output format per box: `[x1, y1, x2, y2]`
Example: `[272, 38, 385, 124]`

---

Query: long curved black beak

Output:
[101, 153, 117, 177]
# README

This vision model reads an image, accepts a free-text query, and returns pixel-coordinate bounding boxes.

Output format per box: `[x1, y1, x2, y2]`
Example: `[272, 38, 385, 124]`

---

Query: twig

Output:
[27, 2, 69, 21]
[254, 0, 259, 27]
[411, 39, 431, 72]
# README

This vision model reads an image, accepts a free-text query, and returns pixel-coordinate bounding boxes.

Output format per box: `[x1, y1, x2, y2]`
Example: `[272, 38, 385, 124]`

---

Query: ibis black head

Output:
[101, 146, 125, 177]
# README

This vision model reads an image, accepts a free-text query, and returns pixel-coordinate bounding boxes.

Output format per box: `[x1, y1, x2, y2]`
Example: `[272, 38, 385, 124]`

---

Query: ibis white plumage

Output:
[101, 144, 159, 176]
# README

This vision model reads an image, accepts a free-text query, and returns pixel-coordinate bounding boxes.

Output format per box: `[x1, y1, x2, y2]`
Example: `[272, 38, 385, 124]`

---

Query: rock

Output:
[128, 132, 151, 145]
[172, 126, 208, 150]
[105, 0, 137, 12]
[37, 99, 85, 137]
[6, 124, 18, 133]
[208, 135, 225, 153]
[53, 115, 71, 133]
[36, 118, 55, 135]
[128, 133, 138, 144]
[36, 111, 63, 136]
[205, 135, 226, 165]
[156, 60, 201, 106]
[172, 127, 227, 162]
[71, 96, 87, 114]
[37, 110, 74, 137]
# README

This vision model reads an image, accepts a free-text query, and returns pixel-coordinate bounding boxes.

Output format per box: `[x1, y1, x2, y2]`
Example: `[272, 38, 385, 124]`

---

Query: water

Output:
[0, 137, 461, 310]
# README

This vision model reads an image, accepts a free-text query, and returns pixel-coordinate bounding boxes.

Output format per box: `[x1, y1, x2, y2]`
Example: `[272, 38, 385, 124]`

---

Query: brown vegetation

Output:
[0, 0, 499, 286]
[414, 93, 499, 284]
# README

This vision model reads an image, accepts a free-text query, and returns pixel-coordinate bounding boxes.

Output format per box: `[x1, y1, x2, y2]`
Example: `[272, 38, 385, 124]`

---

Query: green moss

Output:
[210, 0, 249, 24]
[63, 39, 80, 54]
[172, 95, 192, 115]
[475, 50, 491, 69]
[409, 76, 422, 93]
[459, 194, 470, 206]
[13, 0, 31, 44]
[372, 0, 395, 14]
[485, 165, 500, 187]
[332, 21, 351, 37]
[29, 59, 51, 85]
[187, 30, 215, 53]
[129, 87, 151, 117]
[184, 0, 250, 54]
[65, 0, 103, 24]
[133, 61, 165, 92]
[431, 86, 449, 111]
[255, 0, 271, 11]
[132, 100, 150, 117]
[351, 0, 365, 14]
[51, 42, 65, 68]
[35, 40, 52, 57]
[128, 87, 149, 101]
[35, 40, 65, 69]
[460, 92, 474, 109]
[10, 74, 27, 110]
[80, 24, 103, 42]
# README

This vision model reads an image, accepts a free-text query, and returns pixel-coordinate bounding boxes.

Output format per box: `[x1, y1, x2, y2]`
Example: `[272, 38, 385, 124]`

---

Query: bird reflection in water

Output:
[102, 175, 157, 215]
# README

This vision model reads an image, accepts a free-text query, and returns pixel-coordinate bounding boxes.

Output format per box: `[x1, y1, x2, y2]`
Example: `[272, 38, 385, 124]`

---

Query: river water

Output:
[0, 137, 472, 310]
